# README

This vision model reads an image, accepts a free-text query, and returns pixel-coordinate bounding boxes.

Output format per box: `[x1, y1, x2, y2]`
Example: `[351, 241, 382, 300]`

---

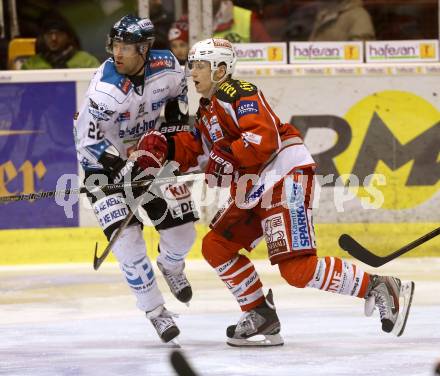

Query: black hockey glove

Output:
[98, 150, 137, 184]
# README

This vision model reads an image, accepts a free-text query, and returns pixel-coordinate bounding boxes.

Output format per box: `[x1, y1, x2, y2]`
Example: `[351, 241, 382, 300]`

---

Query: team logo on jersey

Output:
[263, 214, 288, 258]
[88, 99, 115, 121]
[237, 100, 259, 119]
[207, 115, 224, 141]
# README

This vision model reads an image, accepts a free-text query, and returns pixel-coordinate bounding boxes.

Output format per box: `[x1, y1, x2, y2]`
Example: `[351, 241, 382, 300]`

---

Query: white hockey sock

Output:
[157, 222, 196, 271]
[112, 225, 165, 312]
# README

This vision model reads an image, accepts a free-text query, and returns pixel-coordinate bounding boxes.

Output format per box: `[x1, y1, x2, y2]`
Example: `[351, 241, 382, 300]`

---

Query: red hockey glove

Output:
[205, 144, 238, 188]
[136, 130, 168, 170]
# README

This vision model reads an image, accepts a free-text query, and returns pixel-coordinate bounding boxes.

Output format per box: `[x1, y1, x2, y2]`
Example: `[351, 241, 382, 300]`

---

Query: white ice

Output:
[1, 259, 439, 376]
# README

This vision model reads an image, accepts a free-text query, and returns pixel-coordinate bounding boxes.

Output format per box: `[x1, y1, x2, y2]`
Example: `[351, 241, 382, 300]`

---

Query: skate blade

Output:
[364, 295, 375, 317]
[226, 333, 284, 347]
[392, 281, 415, 337]
[169, 338, 181, 348]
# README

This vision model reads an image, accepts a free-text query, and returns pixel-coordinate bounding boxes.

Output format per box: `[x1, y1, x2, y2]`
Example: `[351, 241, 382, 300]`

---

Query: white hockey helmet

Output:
[188, 38, 237, 80]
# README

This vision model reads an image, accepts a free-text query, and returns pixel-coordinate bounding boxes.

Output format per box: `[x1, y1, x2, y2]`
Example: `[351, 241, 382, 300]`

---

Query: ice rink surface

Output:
[1, 258, 439, 376]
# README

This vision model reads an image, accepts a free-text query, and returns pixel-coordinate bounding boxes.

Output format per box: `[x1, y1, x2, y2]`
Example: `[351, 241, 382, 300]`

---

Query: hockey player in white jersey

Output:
[73, 14, 198, 344]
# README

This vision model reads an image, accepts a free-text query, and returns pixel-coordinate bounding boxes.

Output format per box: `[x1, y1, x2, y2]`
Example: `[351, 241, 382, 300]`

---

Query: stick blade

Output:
[170, 350, 198, 376]
[338, 234, 369, 255]
[338, 234, 384, 267]
[93, 242, 101, 271]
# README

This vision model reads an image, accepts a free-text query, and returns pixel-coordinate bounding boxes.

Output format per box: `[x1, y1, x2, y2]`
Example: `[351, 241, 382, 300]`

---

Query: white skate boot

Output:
[146, 305, 180, 345]
[157, 261, 192, 304]
[226, 289, 284, 347]
[364, 275, 415, 336]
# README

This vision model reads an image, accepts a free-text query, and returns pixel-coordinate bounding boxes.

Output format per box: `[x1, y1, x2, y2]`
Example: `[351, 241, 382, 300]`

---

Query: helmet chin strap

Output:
[131, 61, 146, 76]
[128, 47, 149, 77]
[207, 68, 228, 98]
[210, 67, 227, 83]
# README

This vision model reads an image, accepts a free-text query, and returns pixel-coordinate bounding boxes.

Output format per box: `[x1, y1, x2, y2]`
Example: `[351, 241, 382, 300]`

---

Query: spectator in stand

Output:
[168, 16, 190, 65]
[21, 13, 100, 69]
[285, 2, 322, 42]
[150, 0, 174, 49]
[309, 0, 375, 41]
[213, 0, 271, 43]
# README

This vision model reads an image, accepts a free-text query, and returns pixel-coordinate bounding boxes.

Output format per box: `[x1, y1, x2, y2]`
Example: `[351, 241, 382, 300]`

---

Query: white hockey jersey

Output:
[74, 49, 187, 172]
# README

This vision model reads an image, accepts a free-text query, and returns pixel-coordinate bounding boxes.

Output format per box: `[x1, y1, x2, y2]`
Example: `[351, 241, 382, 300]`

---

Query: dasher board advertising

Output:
[289, 41, 363, 64]
[366, 40, 439, 63]
[234, 43, 288, 64]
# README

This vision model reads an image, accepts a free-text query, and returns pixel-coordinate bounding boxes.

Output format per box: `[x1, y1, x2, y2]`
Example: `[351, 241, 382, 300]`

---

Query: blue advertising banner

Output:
[0, 82, 79, 229]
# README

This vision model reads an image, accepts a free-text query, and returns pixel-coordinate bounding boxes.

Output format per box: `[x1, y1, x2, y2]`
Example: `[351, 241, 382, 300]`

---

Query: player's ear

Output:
[214, 64, 227, 80]
[138, 43, 149, 57]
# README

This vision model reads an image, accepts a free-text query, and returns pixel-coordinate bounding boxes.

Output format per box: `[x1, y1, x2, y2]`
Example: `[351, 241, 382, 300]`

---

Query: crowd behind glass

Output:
[0, 0, 438, 69]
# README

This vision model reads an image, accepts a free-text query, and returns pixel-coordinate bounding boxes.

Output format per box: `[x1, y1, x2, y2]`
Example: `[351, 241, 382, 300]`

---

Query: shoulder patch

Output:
[237, 100, 260, 119]
[216, 79, 258, 103]
[148, 49, 176, 74]
[88, 98, 116, 122]
[100, 60, 132, 95]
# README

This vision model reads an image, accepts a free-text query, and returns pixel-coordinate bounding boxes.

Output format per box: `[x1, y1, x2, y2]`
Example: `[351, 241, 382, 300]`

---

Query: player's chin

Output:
[115, 64, 127, 74]
[193, 82, 202, 93]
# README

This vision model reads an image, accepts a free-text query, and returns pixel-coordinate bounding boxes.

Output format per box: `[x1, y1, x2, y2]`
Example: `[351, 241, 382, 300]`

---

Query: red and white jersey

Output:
[173, 78, 315, 197]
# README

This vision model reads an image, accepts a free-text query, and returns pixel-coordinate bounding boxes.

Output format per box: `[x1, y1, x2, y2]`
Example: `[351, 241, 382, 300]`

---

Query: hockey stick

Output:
[339, 226, 440, 267]
[170, 350, 199, 376]
[92, 166, 204, 270]
[0, 170, 203, 203]
[93, 196, 143, 270]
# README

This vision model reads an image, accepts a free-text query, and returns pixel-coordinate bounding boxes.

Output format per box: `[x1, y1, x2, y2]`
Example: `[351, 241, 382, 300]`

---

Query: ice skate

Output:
[146, 305, 180, 345]
[226, 289, 284, 347]
[364, 275, 415, 336]
[157, 261, 192, 304]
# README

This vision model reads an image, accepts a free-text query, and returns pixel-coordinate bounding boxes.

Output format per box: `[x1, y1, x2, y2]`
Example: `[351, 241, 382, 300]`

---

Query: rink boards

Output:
[0, 65, 439, 264]
[0, 222, 439, 265]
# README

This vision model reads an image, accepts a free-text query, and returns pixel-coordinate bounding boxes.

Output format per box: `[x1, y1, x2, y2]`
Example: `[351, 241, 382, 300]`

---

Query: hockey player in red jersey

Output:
[136, 38, 415, 346]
